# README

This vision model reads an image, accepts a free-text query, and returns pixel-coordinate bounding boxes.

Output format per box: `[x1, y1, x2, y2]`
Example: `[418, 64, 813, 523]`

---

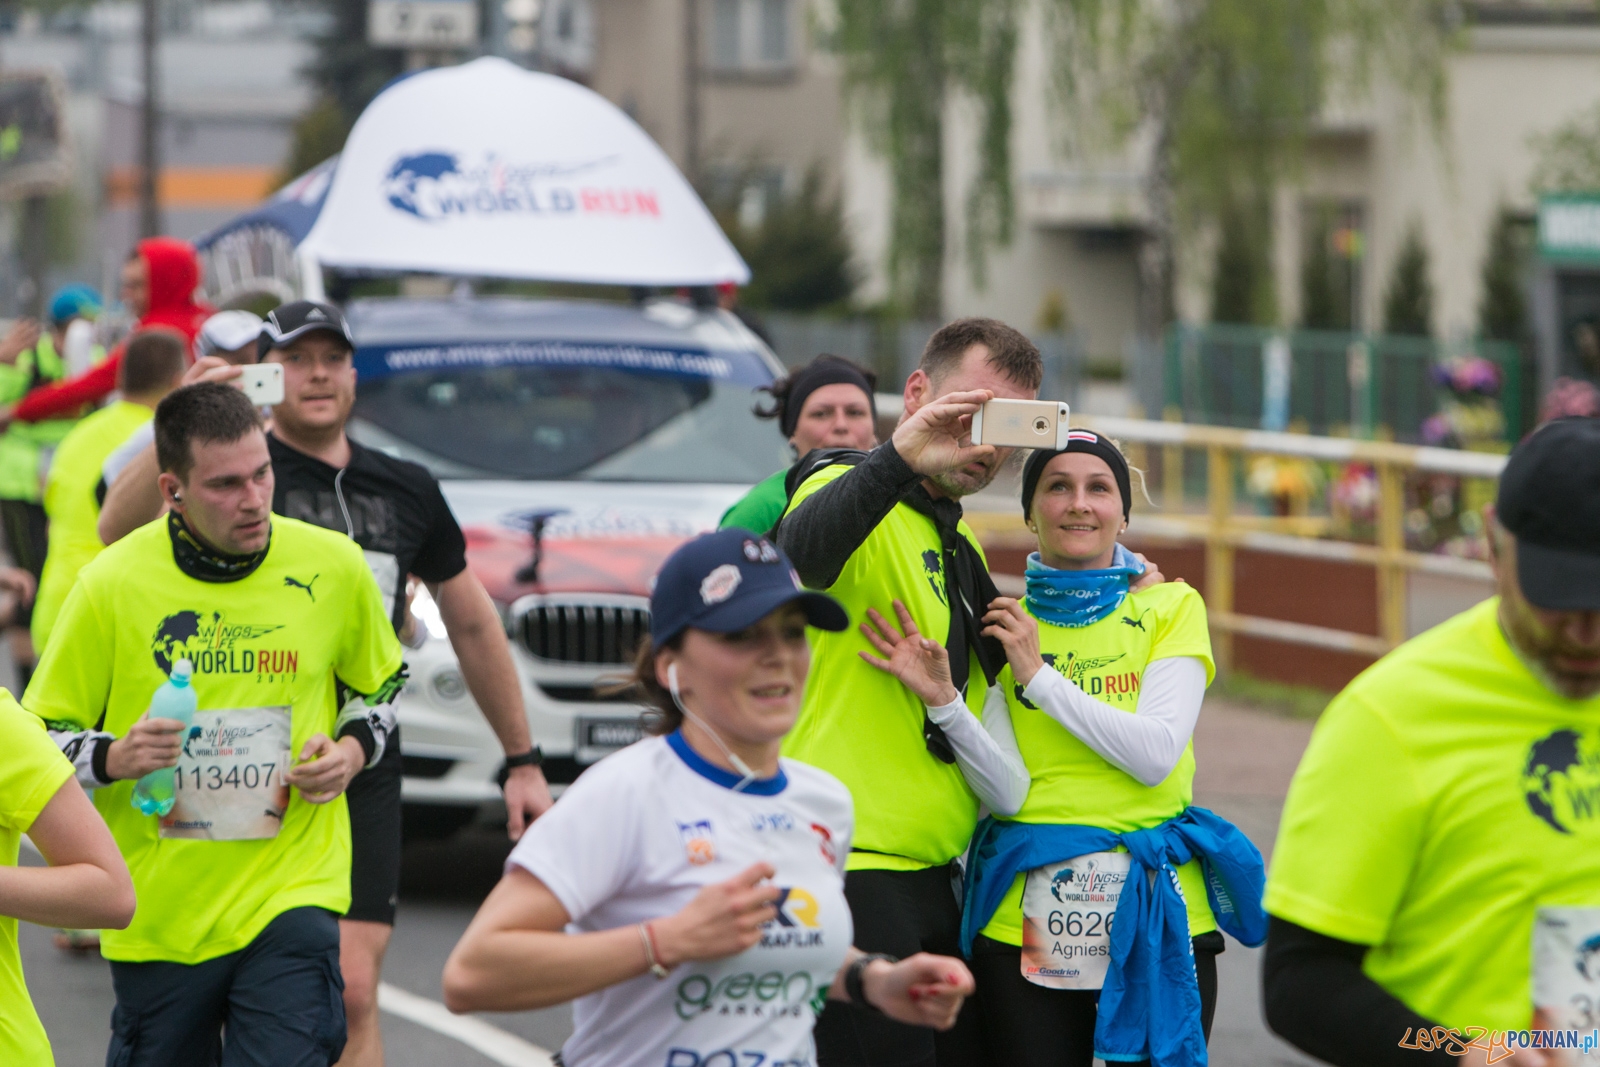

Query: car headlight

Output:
[431, 667, 468, 702]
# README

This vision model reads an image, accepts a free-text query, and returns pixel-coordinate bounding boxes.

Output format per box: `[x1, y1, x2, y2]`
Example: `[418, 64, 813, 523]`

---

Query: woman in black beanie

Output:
[719, 354, 878, 535]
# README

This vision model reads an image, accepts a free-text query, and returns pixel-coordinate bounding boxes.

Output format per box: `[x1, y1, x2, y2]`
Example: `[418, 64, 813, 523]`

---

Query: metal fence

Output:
[962, 415, 1506, 670]
[1164, 324, 1527, 443]
[761, 312, 1084, 410]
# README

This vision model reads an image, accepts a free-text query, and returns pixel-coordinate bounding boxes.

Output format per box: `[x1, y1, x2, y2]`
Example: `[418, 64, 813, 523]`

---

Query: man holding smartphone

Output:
[773, 318, 1041, 1067]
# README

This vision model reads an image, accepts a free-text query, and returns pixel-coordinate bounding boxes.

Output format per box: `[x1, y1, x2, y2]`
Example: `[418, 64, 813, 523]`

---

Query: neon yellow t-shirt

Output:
[981, 581, 1218, 945]
[779, 462, 985, 871]
[32, 400, 155, 652]
[0, 693, 72, 1065]
[1266, 598, 1600, 1030]
[0, 334, 88, 504]
[24, 515, 403, 965]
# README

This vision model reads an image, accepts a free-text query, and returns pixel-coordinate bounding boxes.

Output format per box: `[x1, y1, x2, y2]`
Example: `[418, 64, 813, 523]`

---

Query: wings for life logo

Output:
[678, 819, 716, 865]
[382, 151, 661, 223]
[1015, 651, 1138, 707]
[1050, 856, 1127, 904]
[1524, 728, 1600, 834]
[151, 611, 298, 679]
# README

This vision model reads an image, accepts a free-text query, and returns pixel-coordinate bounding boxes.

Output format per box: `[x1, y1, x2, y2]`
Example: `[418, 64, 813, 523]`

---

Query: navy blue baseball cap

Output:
[1497, 415, 1600, 611]
[650, 528, 848, 647]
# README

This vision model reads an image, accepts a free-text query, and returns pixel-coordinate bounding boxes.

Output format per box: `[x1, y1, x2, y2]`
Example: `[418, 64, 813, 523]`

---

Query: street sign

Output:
[0, 71, 70, 199]
[368, 0, 479, 48]
[1539, 193, 1600, 265]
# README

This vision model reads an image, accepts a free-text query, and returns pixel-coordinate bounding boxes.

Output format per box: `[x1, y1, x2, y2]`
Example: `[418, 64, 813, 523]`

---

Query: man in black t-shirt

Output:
[256, 301, 553, 1067]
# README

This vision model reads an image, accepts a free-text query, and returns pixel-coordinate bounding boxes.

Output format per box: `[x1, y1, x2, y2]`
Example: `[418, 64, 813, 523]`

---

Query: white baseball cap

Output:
[198, 310, 265, 357]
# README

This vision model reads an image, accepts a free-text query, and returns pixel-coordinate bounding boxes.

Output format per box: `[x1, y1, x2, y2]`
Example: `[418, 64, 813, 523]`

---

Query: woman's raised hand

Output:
[650, 862, 780, 966]
[858, 600, 960, 707]
[982, 597, 1045, 687]
[859, 953, 975, 1029]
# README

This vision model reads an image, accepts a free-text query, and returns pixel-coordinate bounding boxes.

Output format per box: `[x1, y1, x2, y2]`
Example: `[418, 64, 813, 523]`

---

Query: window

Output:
[711, 0, 741, 69]
[758, 0, 787, 62]
[707, 0, 793, 72]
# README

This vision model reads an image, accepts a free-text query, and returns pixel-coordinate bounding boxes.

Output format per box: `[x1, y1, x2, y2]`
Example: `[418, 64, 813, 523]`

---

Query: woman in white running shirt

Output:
[444, 528, 975, 1067]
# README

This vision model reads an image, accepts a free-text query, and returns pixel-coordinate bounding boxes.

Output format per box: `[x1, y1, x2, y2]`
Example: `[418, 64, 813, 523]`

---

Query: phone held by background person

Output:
[971, 399, 1071, 450]
[236, 363, 284, 407]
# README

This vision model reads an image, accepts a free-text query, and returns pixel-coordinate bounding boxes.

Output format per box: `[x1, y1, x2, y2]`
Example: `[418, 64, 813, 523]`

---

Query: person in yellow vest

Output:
[0, 285, 104, 686]
[30, 329, 186, 654]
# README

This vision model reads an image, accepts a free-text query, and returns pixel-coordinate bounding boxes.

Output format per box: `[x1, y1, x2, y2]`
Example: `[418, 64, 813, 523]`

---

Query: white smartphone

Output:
[236, 363, 285, 407]
[971, 398, 1071, 449]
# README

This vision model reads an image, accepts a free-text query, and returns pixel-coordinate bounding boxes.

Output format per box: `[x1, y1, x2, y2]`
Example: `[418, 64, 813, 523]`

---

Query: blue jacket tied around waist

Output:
[961, 807, 1267, 1067]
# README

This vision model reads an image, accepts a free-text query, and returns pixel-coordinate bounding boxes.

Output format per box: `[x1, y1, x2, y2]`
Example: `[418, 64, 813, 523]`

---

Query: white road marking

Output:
[377, 982, 556, 1067]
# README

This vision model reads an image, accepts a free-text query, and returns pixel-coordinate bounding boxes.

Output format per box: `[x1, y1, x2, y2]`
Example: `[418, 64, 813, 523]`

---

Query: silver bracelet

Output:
[638, 922, 670, 980]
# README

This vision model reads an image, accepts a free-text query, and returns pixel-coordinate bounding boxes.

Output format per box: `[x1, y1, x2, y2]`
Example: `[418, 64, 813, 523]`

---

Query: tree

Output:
[1530, 102, 1600, 194]
[1300, 201, 1358, 331]
[1046, 0, 1455, 338]
[280, 0, 404, 186]
[1382, 223, 1433, 337]
[713, 171, 859, 312]
[1478, 205, 1530, 342]
[1211, 200, 1272, 324]
[827, 0, 1020, 317]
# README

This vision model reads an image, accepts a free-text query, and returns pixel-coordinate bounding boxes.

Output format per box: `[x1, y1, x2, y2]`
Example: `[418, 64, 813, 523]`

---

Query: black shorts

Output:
[107, 906, 346, 1067]
[345, 726, 402, 925]
[967, 930, 1225, 1067]
[0, 499, 46, 626]
[814, 864, 984, 1067]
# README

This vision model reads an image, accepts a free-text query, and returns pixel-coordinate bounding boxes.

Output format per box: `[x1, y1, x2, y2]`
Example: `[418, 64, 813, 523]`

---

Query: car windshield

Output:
[349, 364, 792, 482]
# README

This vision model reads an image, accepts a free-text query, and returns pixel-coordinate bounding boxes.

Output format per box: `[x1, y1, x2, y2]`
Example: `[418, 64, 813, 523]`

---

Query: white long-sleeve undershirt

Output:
[924, 686, 1031, 816]
[1020, 657, 1208, 787]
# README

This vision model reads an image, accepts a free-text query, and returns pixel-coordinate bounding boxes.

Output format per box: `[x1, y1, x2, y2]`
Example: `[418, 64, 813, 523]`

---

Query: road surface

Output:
[20, 698, 1326, 1067]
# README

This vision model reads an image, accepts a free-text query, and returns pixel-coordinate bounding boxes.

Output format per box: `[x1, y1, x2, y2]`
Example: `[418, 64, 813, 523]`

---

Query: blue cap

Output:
[650, 528, 848, 648]
[48, 284, 101, 327]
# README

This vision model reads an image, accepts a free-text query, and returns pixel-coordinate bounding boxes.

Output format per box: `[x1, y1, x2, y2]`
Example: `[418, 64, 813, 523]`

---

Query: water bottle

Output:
[130, 659, 198, 817]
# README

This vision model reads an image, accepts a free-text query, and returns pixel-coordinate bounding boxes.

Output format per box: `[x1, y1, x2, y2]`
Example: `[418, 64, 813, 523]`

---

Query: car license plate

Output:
[578, 717, 644, 752]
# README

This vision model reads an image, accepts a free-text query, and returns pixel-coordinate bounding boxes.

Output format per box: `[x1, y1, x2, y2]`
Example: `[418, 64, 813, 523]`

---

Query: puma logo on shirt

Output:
[284, 575, 319, 601]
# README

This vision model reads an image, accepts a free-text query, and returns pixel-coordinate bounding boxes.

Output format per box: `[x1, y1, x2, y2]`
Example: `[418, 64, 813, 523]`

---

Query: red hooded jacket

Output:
[14, 237, 213, 422]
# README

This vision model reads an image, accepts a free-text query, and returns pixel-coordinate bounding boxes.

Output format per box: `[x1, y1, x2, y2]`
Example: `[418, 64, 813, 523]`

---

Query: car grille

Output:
[516, 602, 650, 664]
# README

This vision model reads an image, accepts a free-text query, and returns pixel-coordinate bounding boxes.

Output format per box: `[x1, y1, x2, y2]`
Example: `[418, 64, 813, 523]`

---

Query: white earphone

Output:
[667, 662, 758, 791]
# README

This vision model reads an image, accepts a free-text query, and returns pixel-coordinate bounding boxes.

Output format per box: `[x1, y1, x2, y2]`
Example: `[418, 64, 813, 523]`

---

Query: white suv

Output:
[343, 293, 789, 838]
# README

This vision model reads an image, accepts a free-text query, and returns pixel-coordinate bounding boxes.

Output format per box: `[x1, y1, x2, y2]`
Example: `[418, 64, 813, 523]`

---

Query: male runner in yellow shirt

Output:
[1264, 416, 1600, 1067]
[27, 382, 403, 1067]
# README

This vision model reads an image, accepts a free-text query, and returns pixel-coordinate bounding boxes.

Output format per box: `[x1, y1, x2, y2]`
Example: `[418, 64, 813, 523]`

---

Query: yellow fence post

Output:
[1206, 445, 1235, 674]
[1164, 406, 1184, 513]
[1376, 461, 1407, 649]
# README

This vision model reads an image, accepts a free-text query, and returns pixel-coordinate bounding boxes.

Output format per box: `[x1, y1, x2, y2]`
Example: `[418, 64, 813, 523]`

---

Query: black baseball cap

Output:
[1496, 416, 1600, 611]
[258, 300, 354, 360]
[650, 528, 848, 647]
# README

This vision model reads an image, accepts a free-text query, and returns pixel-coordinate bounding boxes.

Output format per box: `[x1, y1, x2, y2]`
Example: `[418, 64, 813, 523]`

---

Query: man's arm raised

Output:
[778, 390, 996, 589]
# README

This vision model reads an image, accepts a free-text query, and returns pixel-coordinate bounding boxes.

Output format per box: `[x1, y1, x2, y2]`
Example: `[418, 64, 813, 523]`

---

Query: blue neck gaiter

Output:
[1024, 543, 1145, 628]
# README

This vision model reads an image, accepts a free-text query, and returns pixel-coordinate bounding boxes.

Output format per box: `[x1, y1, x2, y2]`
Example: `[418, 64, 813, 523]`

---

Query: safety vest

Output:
[0, 335, 99, 503]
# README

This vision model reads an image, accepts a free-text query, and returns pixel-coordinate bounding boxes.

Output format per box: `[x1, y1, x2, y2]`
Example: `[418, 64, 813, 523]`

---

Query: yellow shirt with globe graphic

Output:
[1267, 597, 1600, 1030]
[24, 515, 402, 965]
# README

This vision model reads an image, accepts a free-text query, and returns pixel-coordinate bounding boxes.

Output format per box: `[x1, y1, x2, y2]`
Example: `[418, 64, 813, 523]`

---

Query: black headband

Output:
[1021, 429, 1133, 520]
[778, 358, 876, 438]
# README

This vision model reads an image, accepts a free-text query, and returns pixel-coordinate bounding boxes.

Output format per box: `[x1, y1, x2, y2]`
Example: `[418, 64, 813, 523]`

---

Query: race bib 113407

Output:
[161, 706, 292, 841]
[1020, 850, 1130, 990]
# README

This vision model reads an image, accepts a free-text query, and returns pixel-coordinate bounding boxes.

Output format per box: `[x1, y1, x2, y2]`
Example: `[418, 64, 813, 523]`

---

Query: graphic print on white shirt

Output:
[507, 734, 854, 1067]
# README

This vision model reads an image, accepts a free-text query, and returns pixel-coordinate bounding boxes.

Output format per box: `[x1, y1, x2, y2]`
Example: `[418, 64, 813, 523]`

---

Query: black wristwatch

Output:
[497, 747, 544, 787]
[844, 953, 898, 1013]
